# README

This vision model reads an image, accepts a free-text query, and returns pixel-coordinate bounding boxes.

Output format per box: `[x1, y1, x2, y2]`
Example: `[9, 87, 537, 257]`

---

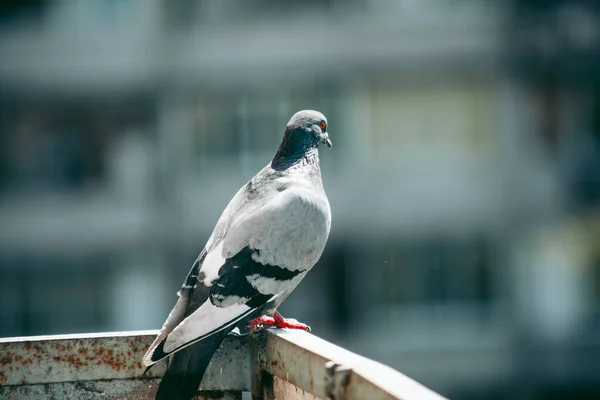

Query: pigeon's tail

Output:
[155, 331, 227, 400]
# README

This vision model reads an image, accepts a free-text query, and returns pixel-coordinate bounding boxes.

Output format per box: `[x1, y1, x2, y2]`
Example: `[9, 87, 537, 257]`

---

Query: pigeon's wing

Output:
[142, 183, 253, 366]
[141, 250, 206, 367]
[223, 184, 331, 273]
[143, 185, 329, 365]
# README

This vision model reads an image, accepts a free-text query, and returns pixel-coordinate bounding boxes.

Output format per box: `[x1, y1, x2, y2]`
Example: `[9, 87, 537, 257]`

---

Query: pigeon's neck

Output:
[271, 141, 320, 172]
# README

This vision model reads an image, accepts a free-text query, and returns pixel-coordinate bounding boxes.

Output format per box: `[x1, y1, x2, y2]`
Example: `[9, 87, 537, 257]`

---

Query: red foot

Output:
[247, 311, 311, 332]
[247, 315, 275, 328]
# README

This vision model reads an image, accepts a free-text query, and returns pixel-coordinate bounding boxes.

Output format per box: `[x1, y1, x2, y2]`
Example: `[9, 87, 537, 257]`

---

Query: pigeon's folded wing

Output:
[223, 186, 331, 272]
[143, 186, 328, 365]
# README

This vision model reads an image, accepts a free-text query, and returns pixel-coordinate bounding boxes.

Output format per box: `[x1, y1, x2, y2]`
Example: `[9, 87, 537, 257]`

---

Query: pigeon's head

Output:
[284, 110, 332, 150]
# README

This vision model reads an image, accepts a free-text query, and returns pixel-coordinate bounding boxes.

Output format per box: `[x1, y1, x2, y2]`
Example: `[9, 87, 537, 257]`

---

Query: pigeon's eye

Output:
[319, 121, 326, 130]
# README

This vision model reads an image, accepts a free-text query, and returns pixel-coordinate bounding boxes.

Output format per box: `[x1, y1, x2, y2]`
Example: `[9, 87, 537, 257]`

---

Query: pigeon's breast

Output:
[228, 184, 331, 273]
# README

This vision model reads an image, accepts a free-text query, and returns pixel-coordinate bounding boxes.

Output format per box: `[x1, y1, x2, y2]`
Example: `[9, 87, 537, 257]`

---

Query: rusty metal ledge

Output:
[0, 330, 251, 393]
[0, 330, 165, 387]
[1, 329, 446, 400]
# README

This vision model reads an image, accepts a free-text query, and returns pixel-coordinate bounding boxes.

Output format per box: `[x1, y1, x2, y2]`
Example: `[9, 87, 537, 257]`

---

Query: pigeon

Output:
[143, 110, 332, 400]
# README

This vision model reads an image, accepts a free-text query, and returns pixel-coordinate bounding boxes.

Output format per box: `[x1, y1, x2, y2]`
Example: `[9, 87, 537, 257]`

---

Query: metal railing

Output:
[0, 330, 447, 400]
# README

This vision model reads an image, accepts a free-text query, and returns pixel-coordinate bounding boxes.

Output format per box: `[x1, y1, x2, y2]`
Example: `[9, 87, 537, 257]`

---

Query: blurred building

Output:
[0, 1, 599, 399]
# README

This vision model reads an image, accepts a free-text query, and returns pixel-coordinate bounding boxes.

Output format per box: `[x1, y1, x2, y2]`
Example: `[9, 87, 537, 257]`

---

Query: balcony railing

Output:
[0, 329, 447, 400]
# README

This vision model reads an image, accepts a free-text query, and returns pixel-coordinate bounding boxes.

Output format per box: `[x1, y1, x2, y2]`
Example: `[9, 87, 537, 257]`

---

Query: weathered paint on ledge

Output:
[1, 329, 447, 400]
[0, 330, 165, 387]
[0, 378, 162, 400]
[0, 330, 252, 392]
[256, 330, 448, 400]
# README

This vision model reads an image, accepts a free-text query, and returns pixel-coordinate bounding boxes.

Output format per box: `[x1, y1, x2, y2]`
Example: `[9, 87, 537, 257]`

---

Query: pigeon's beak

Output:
[321, 133, 332, 149]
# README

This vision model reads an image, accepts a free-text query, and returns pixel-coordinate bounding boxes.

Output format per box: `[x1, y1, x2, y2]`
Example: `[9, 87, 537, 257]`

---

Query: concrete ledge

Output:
[255, 329, 446, 400]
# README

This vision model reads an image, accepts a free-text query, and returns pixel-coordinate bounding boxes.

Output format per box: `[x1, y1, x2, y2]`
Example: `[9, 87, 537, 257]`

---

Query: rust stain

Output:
[1, 352, 36, 369]
[0, 336, 159, 389]
[0, 339, 147, 375]
[127, 339, 140, 353]
[0, 355, 11, 366]
[344, 374, 352, 393]
[308, 358, 314, 394]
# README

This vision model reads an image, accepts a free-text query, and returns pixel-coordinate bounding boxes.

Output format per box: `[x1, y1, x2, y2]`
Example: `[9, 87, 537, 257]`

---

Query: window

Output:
[378, 236, 497, 306]
[369, 80, 500, 161]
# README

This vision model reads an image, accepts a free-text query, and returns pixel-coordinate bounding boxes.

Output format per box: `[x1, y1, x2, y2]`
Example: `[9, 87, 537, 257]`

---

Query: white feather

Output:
[246, 271, 306, 295]
[163, 300, 252, 353]
[212, 294, 250, 307]
[201, 241, 226, 286]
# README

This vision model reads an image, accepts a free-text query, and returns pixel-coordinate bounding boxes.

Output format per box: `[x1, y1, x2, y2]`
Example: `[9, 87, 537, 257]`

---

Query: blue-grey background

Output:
[1, 1, 600, 399]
